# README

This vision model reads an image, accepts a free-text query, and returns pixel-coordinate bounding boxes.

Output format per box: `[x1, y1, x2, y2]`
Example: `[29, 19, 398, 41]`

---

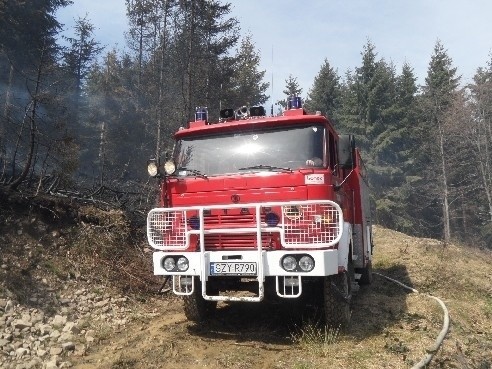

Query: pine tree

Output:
[277, 74, 303, 110]
[62, 16, 103, 128]
[228, 35, 269, 108]
[305, 59, 341, 120]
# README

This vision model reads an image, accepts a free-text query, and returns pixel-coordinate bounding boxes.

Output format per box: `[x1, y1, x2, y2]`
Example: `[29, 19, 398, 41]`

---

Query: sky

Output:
[57, 0, 492, 106]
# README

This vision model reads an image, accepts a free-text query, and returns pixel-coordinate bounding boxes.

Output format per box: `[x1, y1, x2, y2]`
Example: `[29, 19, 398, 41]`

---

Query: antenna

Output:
[271, 45, 274, 116]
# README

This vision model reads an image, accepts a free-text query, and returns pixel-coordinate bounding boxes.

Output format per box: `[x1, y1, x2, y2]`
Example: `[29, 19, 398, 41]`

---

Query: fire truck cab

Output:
[147, 97, 373, 327]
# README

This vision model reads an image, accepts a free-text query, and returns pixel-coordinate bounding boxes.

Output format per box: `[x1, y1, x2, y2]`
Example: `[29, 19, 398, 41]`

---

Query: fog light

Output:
[299, 255, 315, 272]
[282, 256, 297, 271]
[163, 257, 176, 271]
[176, 257, 189, 271]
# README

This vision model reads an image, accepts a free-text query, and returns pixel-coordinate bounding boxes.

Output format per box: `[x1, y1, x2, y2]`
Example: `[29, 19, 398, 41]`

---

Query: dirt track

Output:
[72, 269, 441, 369]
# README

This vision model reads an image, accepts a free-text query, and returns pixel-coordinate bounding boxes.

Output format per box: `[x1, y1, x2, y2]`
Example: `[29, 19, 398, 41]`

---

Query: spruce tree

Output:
[305, 59, 341, 120]
[277, 74, 303, 110]
[228, 35, 269, 108]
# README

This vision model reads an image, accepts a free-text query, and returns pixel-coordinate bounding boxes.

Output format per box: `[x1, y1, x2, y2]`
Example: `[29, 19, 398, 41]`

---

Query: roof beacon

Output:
[195, 107, 208, 122]
[287, 96, 302, 110]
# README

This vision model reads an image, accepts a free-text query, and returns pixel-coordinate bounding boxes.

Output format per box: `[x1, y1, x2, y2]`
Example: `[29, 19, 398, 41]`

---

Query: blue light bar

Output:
[287, 96, 302, 110]
[195, 107, 207, 121]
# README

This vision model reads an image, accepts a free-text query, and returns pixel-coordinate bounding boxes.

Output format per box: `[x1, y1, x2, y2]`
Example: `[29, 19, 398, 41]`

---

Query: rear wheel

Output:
[323, 270, 352, 328]
[183, 278, 217, 322]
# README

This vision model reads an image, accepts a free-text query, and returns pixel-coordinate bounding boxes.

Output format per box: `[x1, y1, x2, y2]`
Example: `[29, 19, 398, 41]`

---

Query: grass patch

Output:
[291, 322, 341, 358]
[484, 296, 492, 318]
[111, 357, 138, 369]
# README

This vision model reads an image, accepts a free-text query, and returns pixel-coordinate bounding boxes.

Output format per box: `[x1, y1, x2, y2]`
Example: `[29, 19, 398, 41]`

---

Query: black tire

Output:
[358, 260, 373, 285]
[323, 270, 352, 329]
[183, 278, 217, 322]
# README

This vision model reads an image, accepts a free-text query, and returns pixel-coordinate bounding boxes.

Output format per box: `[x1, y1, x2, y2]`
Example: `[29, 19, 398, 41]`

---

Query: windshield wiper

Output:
[238, 165, 293, 173]
[176, 167, 208, 179]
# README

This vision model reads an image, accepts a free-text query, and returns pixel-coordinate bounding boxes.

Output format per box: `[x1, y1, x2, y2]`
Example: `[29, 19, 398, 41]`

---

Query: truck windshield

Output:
[173, 124, 325, 176]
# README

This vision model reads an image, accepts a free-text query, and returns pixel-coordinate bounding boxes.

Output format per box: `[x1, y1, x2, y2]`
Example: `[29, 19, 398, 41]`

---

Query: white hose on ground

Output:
[373, 272, 450, 369]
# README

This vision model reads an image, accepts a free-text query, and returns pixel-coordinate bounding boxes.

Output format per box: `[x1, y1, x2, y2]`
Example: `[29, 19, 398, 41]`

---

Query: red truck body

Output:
[147, 100, 373, 326]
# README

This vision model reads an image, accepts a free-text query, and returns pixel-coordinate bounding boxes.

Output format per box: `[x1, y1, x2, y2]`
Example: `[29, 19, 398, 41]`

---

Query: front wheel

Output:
[183, 278, 217, 323]
[323, 271, 352, 328]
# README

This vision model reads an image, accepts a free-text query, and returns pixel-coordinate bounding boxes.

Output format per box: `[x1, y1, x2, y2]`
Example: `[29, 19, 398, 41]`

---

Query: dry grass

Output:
[280, 226, 492, 369]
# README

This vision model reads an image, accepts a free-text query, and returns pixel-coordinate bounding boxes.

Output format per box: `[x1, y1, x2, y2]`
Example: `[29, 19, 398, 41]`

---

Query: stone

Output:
[57, 332, 73, 342]
[93, 299, 109, 308]
[49, 330, 61, 340]
[49, 347, 63, 356]
[51, 315, 67, 327]
[61, 342, 75, 352]
[62, 322, 79, 334]
[4, 300, 14, 313]
[15, 347, 29, 358]
[45, 356, 59, 369]
[13, 320, 32, 330]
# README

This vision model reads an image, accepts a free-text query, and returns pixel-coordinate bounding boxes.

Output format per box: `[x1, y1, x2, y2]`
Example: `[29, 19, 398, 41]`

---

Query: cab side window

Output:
[328, 131, 338, 175]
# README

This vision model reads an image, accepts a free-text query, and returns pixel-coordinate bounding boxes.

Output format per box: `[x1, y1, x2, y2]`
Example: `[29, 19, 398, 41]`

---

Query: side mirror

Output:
[338, 135, 355, 169]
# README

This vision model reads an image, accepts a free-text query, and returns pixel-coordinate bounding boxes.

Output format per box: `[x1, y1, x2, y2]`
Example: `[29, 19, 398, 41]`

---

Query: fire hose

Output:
[373, 272, 450, 369]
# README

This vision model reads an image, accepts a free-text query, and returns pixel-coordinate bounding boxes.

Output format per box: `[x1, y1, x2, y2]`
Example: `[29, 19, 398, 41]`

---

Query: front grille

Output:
[204, 233, 271, 249]
[147, 201, 343, 251]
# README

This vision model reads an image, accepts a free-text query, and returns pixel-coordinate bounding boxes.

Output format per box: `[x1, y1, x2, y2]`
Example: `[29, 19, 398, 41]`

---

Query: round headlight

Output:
[164, 160, 176, 175]
[282, 256, 297, 271]
[299, 255, 315, 272]
[147, 161, 159, 177]
[176, 257, 189, 271]
[163, 257, 176, 271]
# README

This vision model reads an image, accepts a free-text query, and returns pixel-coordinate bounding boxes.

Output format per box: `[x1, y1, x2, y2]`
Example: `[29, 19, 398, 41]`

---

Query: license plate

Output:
[210, 262, 257, 276]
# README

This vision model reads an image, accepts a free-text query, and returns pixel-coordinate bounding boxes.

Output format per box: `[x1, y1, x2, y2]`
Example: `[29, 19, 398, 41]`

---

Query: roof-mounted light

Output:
[147, 159, 159, 177]
[220, 108, 234, 121]
[287, 96, 302, 110]
[236, 106, 249, 119]
[195, 107, 208, 122]
[250, 106, 266, 117]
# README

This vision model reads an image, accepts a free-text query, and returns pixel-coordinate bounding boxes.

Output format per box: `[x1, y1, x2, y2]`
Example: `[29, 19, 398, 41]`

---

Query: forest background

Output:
[1, 0, 491, 248]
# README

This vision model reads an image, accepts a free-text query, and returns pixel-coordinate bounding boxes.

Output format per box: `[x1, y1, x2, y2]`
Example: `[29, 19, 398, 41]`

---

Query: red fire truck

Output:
[146, 97, 373, 327]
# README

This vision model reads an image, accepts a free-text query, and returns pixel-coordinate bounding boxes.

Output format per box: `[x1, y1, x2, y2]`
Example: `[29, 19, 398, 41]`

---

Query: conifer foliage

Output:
[0, 2, 491, 247]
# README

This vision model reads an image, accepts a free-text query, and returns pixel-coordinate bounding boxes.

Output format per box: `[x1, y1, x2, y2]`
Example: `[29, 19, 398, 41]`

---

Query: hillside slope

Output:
[1, 193, 491, 369]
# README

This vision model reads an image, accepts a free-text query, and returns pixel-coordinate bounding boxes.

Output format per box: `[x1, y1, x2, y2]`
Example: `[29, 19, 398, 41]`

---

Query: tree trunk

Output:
[438, 120, 451, 242]
[1, 64, 14, 180]
[155, 0, 169, 160]
[9, 44, 46, 190]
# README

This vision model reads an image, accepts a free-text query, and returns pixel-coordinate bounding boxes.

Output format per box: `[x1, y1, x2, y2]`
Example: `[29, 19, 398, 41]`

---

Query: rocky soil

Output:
[0, 279, 135, 369]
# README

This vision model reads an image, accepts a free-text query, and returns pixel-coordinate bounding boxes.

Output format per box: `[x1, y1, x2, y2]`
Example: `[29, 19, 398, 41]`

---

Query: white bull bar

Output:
[147, 200, 343, 301]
